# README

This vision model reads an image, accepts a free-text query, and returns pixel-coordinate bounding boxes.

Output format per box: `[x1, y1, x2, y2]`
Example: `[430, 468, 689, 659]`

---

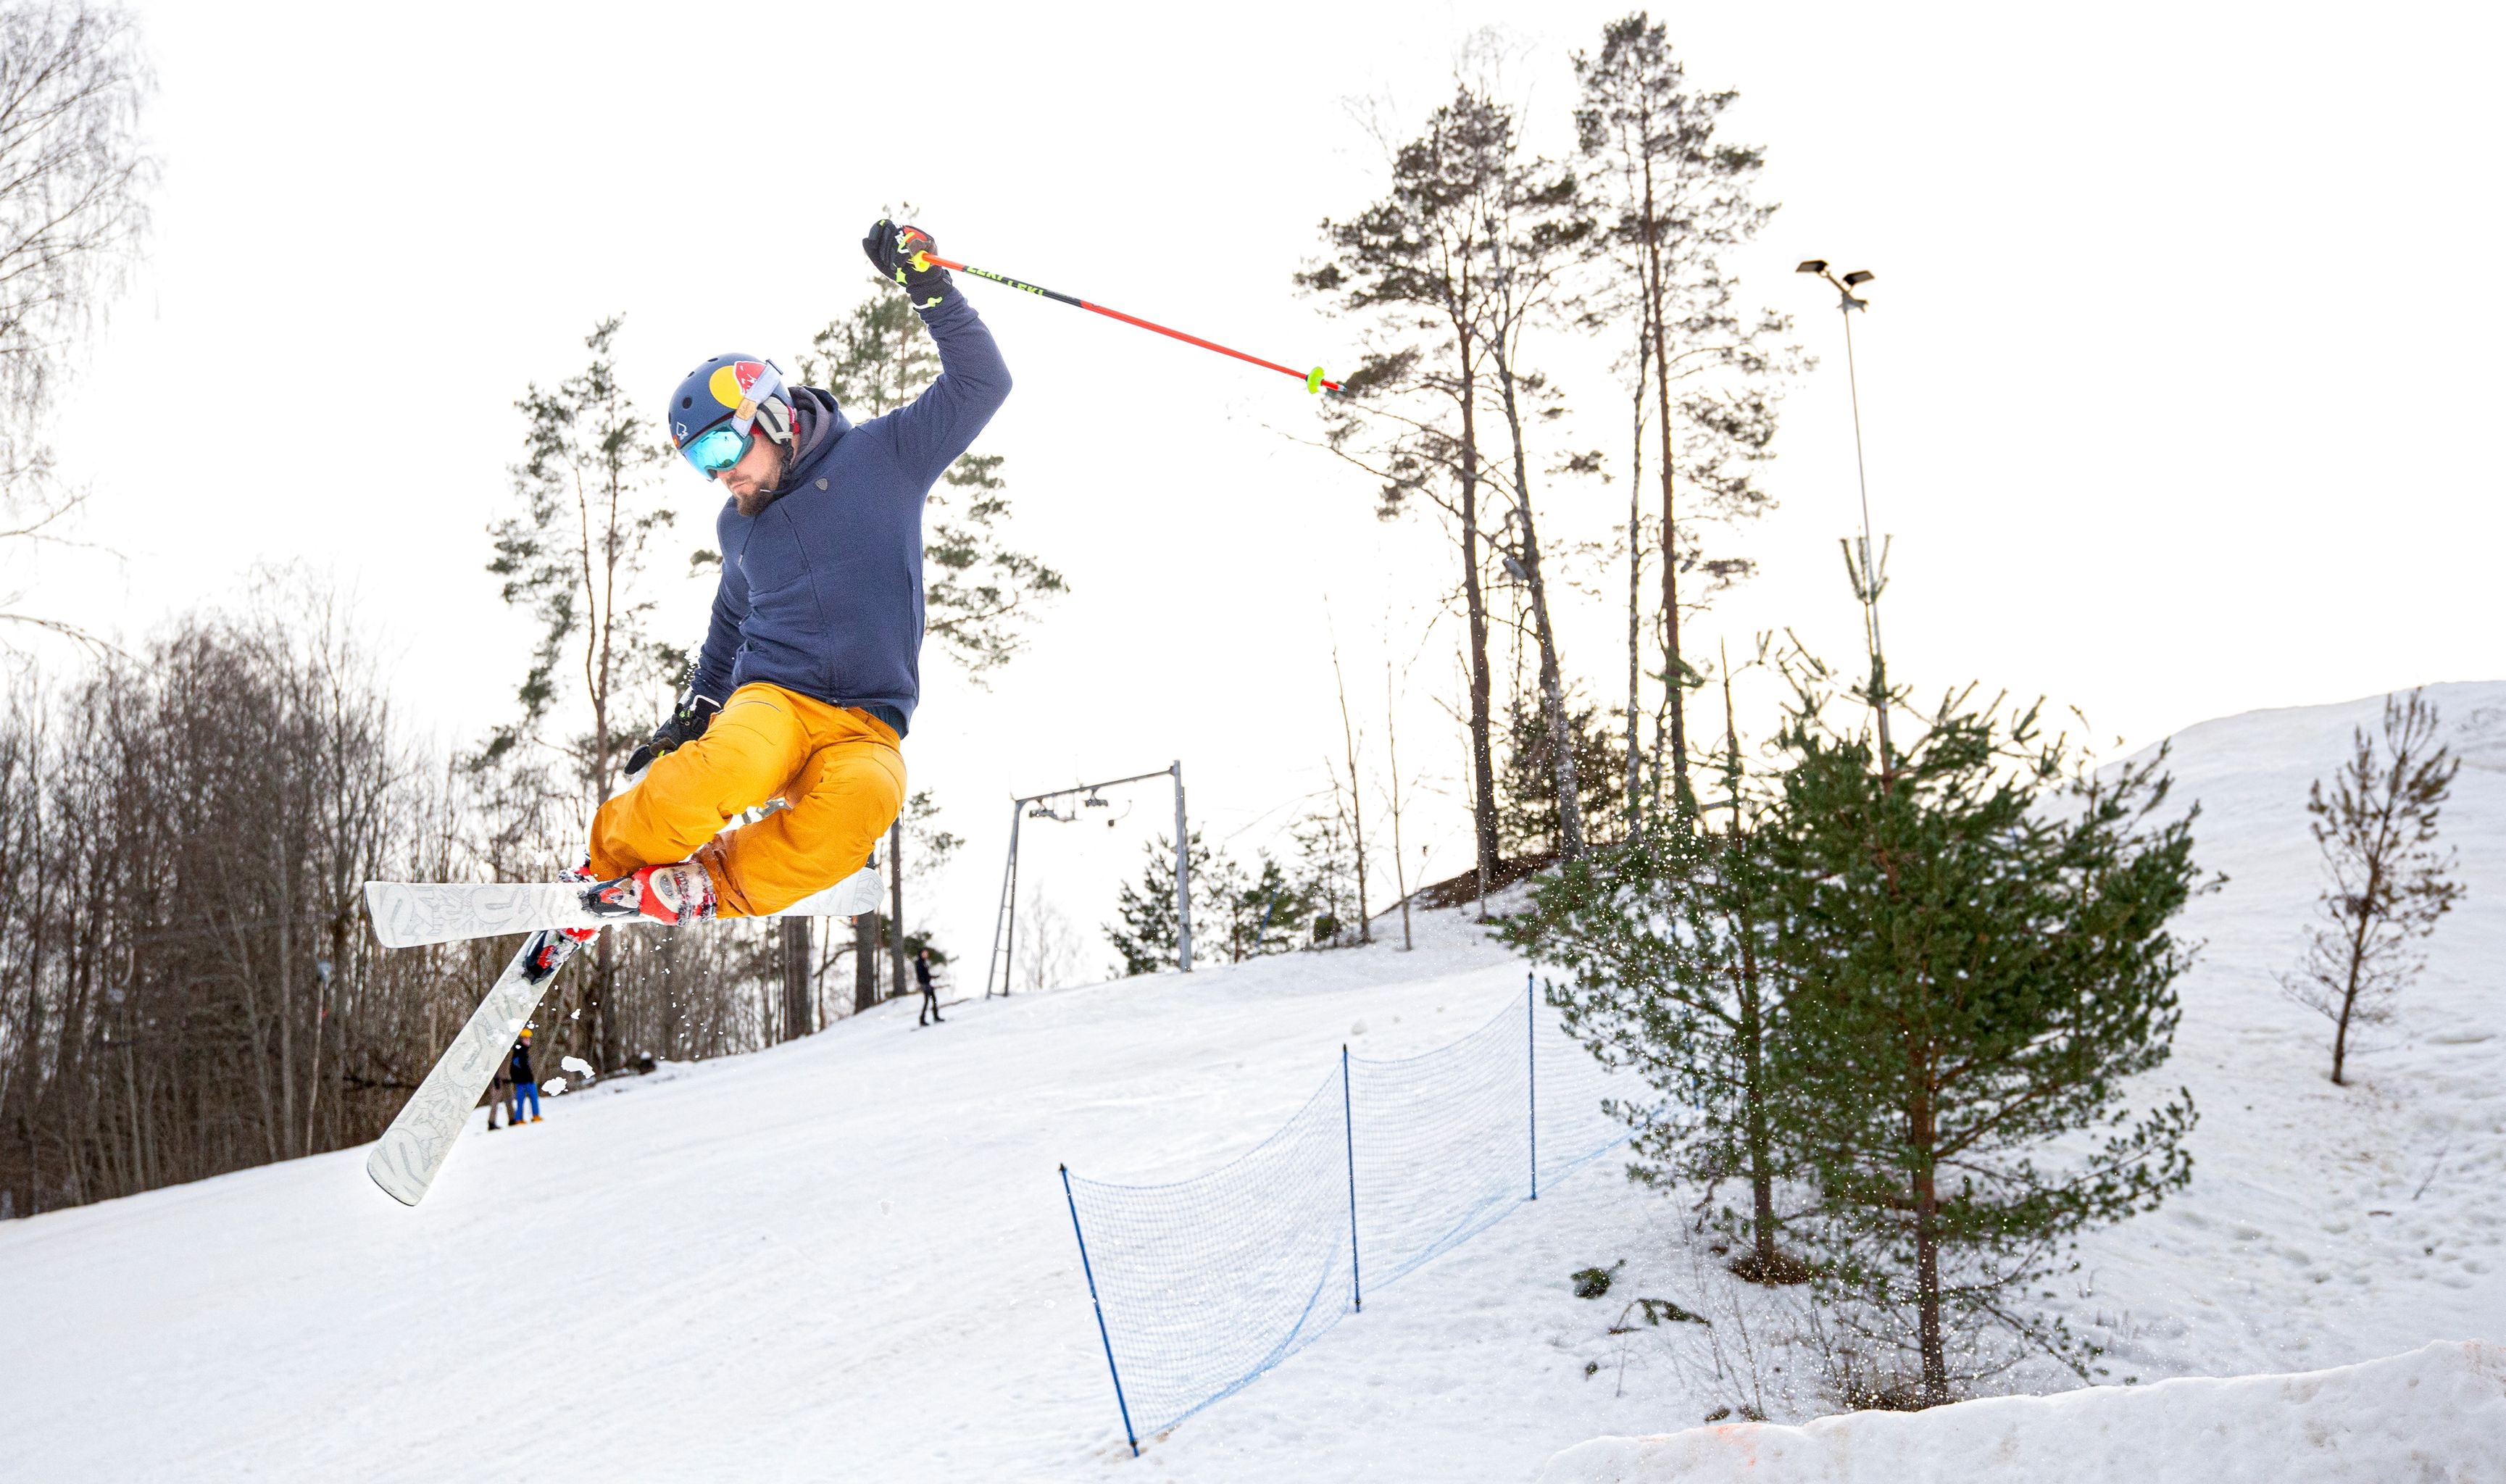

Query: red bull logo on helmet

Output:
[707, 360, 767, 412]
[667, 354, 784, 451]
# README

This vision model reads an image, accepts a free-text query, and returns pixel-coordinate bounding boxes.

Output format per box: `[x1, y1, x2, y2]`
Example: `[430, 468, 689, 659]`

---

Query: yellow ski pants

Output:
[588, 683, 905, 918]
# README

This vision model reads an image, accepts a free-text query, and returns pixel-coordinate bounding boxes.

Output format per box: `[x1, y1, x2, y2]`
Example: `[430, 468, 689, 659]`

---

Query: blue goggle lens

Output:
[681, 424, 753, 477]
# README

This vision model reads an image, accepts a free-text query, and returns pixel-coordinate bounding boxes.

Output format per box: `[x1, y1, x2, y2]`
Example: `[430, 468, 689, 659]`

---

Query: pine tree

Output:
[1497, 690, 1627, 859]
[1105, 830, 1217, 976]
[1474, 88, 1599, 862]
[1292, 788, 1367, 944]
[2281, 688, 2464, 1085]
[483, 315, 677, 1072]
[1507, 687, 1794, 1277]
[1200, 849, 1315, 963]
[1299, 88, 1512, 887]
[1765, 670, 2202, 1404]
[1574, 15, 1793, 817]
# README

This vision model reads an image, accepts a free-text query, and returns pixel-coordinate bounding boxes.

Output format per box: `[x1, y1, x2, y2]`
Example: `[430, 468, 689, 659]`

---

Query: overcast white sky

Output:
[9, 1, 2500, 975]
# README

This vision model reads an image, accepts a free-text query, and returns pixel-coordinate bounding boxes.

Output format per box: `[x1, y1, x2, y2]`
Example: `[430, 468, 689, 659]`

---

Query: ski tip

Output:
[364, 1144, 429, 1207]
[360, 882, 411, 950]
[363, 882, 425, 952]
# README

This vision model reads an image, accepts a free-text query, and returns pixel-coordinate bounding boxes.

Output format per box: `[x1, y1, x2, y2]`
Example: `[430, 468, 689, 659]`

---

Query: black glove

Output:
[625, 691, 720, 779]
[862, 218, 952, 310]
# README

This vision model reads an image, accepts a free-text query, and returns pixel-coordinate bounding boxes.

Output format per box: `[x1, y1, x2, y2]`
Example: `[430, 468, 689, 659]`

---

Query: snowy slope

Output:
[1537, 1341, 2506, 1482]
[2053, 681, 2506, 1382]
[3, 683, 2502, 1482]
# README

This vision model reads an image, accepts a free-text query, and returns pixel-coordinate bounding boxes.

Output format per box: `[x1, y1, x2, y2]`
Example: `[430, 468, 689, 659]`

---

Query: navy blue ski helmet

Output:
[665, 354, 795, 479]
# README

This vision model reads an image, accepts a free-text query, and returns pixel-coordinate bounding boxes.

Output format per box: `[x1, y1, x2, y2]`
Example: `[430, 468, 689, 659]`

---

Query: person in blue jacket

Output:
[509, 1027, 541, 1125]
[577, 220, 1010, 930]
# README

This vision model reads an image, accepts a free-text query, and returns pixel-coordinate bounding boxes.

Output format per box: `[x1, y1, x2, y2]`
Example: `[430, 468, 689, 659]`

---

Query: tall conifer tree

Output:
[1766, 671, 2202, 1404]
[1474, 89, 1598, 859]
[1575, 16, 1792, 814]
[1300, 89, 1510, 881]
[484, 315, 676, 1072]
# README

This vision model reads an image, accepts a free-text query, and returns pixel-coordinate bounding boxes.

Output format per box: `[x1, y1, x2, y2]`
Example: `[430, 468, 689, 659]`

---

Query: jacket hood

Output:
[781, 386, 852, 488]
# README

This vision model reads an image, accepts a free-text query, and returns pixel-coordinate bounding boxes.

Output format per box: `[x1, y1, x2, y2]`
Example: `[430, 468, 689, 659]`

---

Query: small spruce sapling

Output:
[1105, 831, 1217, 976]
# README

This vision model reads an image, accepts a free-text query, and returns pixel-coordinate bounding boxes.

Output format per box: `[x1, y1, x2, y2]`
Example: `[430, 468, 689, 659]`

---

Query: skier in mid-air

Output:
[365, 214, 1334, 1208]
[578, 220, 1009, 926]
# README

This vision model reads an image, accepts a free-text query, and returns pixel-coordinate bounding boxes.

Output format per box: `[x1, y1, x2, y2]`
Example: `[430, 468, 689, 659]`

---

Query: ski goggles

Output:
[678, 422, 756, 478]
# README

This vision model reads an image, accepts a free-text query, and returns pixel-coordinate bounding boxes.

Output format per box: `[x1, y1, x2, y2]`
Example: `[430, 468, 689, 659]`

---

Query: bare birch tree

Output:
[0, 2, 152, 641]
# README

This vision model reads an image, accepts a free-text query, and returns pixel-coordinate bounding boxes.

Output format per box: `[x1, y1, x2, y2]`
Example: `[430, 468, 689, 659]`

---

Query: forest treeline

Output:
[0, 599, 810, 1217]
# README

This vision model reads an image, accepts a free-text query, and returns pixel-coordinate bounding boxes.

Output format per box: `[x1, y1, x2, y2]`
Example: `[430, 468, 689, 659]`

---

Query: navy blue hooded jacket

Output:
[689, 293, 1010, 738]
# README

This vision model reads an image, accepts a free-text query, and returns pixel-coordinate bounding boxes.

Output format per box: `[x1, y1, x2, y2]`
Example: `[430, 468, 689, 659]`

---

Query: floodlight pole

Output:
[1799, 259, 1895, 768]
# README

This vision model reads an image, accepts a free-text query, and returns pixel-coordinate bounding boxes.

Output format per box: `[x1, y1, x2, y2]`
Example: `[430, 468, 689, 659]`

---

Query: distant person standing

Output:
[487, 1062, 515, 1130]
[510, 1028, 543, 1123]
[915, 948, 944, 1027]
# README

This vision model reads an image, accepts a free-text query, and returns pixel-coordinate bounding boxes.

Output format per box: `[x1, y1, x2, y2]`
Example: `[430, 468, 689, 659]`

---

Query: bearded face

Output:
[720, 435, 788, 517]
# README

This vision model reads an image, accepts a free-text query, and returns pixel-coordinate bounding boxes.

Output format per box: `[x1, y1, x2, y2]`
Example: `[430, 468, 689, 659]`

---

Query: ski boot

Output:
[557, 859, 604, 943]
[583, 861, 717, 927]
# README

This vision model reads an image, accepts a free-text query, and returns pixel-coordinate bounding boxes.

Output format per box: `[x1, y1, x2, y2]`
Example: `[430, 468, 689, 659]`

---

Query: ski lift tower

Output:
[985, 761, 1192, 998]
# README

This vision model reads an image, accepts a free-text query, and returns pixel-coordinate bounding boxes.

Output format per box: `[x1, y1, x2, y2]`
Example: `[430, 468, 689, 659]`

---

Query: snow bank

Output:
[1538, 1341, 2506, 1483]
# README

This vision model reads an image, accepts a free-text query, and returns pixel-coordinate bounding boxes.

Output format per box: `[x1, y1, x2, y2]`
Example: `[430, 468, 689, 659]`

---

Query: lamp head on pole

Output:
[1799, 257, 1874, 310]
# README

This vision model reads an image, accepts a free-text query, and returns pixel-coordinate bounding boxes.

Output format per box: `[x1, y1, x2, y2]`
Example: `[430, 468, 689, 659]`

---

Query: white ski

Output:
[365, 928, 583, 1206]
[362, 866, 886, 949]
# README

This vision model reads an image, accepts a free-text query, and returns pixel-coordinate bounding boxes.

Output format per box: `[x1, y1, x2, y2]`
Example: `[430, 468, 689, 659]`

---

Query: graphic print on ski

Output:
[365, 928, 583, 1206]
[361, 865, 883, 949]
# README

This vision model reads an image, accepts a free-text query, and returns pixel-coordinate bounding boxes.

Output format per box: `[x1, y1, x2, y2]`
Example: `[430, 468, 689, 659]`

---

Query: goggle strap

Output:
[728, 360, 791, 442]
[757, 393, 794, 444]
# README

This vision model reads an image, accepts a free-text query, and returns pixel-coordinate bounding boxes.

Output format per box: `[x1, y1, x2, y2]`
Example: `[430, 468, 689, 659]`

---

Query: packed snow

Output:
[1, 684, 2499, 1480]
[1537, 1340, 2506, 1482]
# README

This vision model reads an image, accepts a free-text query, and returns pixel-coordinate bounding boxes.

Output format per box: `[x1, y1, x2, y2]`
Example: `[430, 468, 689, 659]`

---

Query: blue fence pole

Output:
[1060, 1164, 1140, 1456]
[1343, 1043, 1362, 1313]
[1527, 975, 1539, 1201]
